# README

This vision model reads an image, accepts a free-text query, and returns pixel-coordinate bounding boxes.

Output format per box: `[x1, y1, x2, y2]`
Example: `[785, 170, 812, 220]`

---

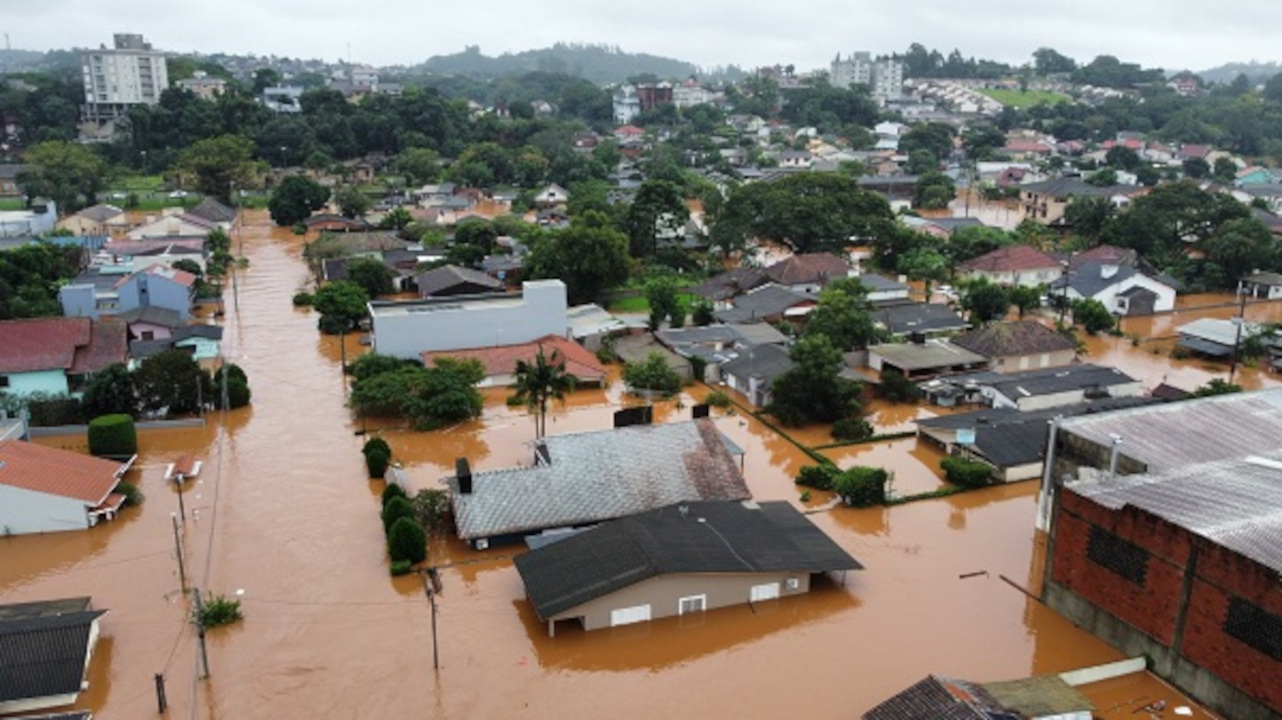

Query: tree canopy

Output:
[269, 175, 330, 227]
[525, 210, 630, 305]
[713, 173, 895, 255]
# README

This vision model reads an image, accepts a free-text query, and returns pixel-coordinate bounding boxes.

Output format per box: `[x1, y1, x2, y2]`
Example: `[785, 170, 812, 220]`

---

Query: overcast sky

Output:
[6, 0, 1282, 73]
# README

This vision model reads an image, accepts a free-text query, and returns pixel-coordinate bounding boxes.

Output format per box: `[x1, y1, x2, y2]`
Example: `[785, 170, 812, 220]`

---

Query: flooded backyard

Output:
[0, 210, 1231, 719]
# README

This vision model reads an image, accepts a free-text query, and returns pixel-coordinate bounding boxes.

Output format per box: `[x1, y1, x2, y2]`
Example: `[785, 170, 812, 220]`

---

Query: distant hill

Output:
[409, 43, 700, 84]
[1196, 61, 1282, 85]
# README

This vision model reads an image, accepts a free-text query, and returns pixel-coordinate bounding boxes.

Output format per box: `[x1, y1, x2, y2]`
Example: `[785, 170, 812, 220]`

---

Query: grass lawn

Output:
[608, 293, 698, 314]
[0, 197, 25, 210]
[979, 88, 1068, 108]
[117, 175, 166, 191]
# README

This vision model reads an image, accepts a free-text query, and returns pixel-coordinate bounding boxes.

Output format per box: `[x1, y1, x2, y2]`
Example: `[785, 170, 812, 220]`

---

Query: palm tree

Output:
[510, 345, 576, 439]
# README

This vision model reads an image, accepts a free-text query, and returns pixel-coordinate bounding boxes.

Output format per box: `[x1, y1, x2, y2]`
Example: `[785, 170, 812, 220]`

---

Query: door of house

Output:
[750, 582, 780, 602]
[610, 604, 651, 627]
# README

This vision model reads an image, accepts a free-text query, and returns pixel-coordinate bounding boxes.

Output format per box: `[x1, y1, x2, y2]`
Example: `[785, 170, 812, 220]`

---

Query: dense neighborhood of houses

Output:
[3, 29, 1282, 720]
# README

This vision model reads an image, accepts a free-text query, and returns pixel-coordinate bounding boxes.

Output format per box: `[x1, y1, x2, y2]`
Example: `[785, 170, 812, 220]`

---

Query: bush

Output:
[832, 466, 888, 507]
[87, 414, 138, 457]
[411, 488, 451, 533]
[796, 464, 839, 490]
[20, 394, 84, 426]
[688, 356, 708, 383]
[705, 390, 733, 409]
[388, 516, 428, 565]
[116, 480, 144, 507]
[292, 292, 314, 307]
[390, 559, 414, 576]
[940, 456, 994, 489]
[382, 495, 415, 534]
[879, 370, 923, 404]
[832, 416, 875, 442]
[196, 593, 243, 628]
[622, 352, 683, 396]
[363, 436, 391, 457]
[380, 482, 407, 508]
[365, 448, 391, 479]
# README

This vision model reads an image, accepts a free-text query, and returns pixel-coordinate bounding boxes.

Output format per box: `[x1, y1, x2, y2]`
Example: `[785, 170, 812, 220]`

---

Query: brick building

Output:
[1041, 390, 1282, 720]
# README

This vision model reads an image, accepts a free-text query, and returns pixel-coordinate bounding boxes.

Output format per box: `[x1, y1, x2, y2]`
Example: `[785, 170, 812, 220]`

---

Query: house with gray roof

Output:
[414, 264, 504, 298]
[515, 500, 861, 635]
[446, 419, 749, 548]
[0, 597, 107, 715]
[866, 339, 988, 380]
[982, 364, 1141, 411]
[874, 302, 969, 338]
[1050, 260, 1176, 316]
[713, 284, 815, 324]
[1239, 271, 1282, 300]
[720, 344, 794, 406]
[952, 320, 1077, 373]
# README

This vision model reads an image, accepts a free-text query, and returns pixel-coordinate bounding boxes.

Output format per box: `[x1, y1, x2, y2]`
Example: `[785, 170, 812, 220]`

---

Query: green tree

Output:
[387, 516, 428, 565]
[509, 345, 577, 438]
[396, 147, 442, 185]
[378, 206, 413, 230]
[134, 350, 211, 415]
[1182, 157, 1210, 179]
[17, 141, 105, 212]
[1202, 218, 1274, 288]
[1072, 298, 1115, 335]
[268, 175, 330, 227]
[624, 180, 689, 258]
[832, 466, 888, 507]
[899, 248, 949, 297]
[645, 275, 681, 330]
[960, 279, 1010, 325]
[334, 186, 373, 219]
[1086, 166, 1118, 186]
[313, 280, 369, 334]
[912, 171, 956, 209]
[899, 122, 956, 162]
[802, 279, 879, 351]
[961, 125, 1006, 161]
[945, 226, 1014, 265]
[714, 173, 895, 255]
[403, 357, 485, 430]
[525, 210, 631, 304]
[1063, 196, 1114, 240]
[1104, 146, 1141, 171]
[1008, 285, 1044, 318]
[345, 257, 397, 298]
[622, 352, 683, 396]
[82, 363, 137, 417]
[1191, 379, 1243, 397]
[906, 149, 938, 175]
[1032, 47, 1077, 75]
[1212, 156, 1238, 183]
[766, 334, 861, 426]
[177, 134, 257, 202]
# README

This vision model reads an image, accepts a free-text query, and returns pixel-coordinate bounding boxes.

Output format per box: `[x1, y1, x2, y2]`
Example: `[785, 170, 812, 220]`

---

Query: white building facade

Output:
[830, 52, 904, 102]
[81, 34, 169, 127]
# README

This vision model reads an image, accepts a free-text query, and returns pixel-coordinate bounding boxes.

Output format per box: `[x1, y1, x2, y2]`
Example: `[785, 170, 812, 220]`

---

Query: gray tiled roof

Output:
[0, 604, 105, 706]
[719, 344, 794, 385]
[416, 264, 503, 296]
[952, 321, 1077, 358]
[514, 500, 862, 618]
[987, 363, 1136, 400]
[875, 303, 969, 336]
[713, 284, 810, 323]
[448, 419, 749, 540]
[1050, 261, 1139, 298]
[864, 675, 1006, 720]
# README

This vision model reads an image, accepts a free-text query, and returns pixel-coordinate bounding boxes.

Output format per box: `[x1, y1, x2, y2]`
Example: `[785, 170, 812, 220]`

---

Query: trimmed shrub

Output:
[832, 416, 875, 442]
[223, 378, 252, 409]
[388, 516, 428, 565]
[365, 448, 391, 479]
[380, 482, 407, 508]
[795, 464, 839, 491]
[390, 559, 413, 576]
[292, 292, 315, 307]
[363, 436, 391, 457]
[87, 414, 137, 457]
[116, 481, 144, 507]
[879, 370, 923, 404]
[382, 495, 414, 534]
[940, 456, 994, 489]
[705, 390, 733, 409]
[832, 466, 888, 507]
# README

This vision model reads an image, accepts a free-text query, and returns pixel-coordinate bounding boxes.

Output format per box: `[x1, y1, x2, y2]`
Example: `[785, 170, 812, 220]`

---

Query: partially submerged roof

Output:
[765, 252, 852, 286]
[952, 320, 1077, 358]
[863, 675, 1011, 720]
[1071, 448, 1282, 574]
[422, 334, 606, 383]
[514, 500, 862, 618]
[870, 340, 987, 371]
[986, 363, 1136, 399]
[0, 603, 106, 707]
[416, 264, 504, 297]
[448, 419, 749, 540]
[875, 302, 969, 336]
[0, 440, 126, 506]
[689, 268, 768, 302]
[719, 344, 795, 385]
[980, 676, 1094, 718]
[958, 245, 1061, 273]
[567, 303, 640, 339]
[713, 284, 812, 324]
[186, 197, 237, 224]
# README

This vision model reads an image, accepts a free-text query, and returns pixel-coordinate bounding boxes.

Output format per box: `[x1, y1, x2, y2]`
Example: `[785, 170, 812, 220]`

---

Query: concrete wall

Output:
[0, 484, 90, 535]
[1, 369, 70, 397]
[59, 284, 100, 319]
[370, 280, 568, 360]
[551, 571, 812, 631]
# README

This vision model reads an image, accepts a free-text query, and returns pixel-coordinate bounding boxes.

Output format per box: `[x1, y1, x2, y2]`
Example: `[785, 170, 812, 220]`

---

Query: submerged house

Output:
[0, 441, 133, 534]
[447, 419, 749, 549]
[0, 597, 107, 715]
[515, 500, 862, 635]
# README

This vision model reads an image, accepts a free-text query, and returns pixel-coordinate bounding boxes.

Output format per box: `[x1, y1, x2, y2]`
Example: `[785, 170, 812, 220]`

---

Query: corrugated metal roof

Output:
[1072, 449, 1282, 573]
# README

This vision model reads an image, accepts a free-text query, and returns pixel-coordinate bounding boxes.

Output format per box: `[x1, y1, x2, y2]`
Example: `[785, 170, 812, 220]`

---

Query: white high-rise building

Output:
[81, 34, 169, 127]
[830, 52, 904, 103]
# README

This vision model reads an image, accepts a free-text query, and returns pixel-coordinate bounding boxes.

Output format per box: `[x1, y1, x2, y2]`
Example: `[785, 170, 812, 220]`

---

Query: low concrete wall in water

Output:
[1045, 582, 1278, 720]
[29, 418, 206, 437]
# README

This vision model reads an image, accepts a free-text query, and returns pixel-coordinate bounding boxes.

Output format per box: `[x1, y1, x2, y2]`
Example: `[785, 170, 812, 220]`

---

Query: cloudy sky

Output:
[7, 0, 1282, 73]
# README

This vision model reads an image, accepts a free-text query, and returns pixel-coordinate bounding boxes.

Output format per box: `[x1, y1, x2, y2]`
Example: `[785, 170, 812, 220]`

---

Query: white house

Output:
[128, 211, 224, 240]
[982, 364, 1142, 411]
[368, 279, 568, 359]
[1050, 261, 1177, 316]
[0, 440, 131, 534]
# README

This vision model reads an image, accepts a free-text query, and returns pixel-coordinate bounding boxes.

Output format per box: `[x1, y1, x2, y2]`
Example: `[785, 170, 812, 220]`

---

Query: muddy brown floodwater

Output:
[0, 210, 1223, 720]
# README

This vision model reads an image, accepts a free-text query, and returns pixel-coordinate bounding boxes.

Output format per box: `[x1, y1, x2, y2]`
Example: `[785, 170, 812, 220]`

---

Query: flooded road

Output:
[0, 210, 1223, 719]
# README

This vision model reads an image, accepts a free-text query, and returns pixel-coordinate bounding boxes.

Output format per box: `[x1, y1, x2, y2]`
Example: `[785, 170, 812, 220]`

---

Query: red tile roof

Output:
[421, 335, 606, 383]
[0, 318, 91, 374]
[142, 264, 198, 288]
[614, 125, 645, 136]
[69, 319, 127, 375]
[765, 253, 852, 286]
[0, 440, 125, 505]
[959, 245, 1061, 273]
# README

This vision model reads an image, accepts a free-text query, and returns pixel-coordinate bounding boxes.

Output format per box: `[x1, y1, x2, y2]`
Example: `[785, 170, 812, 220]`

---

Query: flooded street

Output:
[0, 210, 1225, 719]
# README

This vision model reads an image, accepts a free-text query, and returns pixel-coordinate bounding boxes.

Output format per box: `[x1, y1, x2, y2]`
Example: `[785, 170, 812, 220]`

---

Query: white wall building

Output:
[81, 34, 169, 126]
[0, 440, 129, 535]
[830, 52, 903, 102]
[368, 279, 569, 359]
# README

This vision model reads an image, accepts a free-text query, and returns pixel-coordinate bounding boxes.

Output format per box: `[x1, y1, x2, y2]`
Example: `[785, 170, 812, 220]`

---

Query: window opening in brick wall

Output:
[1086, 526, 1148, 585]
[1225, 597, 1282, 662]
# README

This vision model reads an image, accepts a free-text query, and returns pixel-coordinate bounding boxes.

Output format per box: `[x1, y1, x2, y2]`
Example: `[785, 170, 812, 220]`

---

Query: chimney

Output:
[456, 458, 472, 495]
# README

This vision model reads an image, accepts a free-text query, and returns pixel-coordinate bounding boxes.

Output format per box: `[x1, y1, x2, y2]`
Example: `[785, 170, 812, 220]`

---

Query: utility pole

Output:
[174, 472, 187, 522]
[422, 569, 441, 671]
[220, 361, 230, 411]
[1228, 288, 1249, 386]
[192, 588, 210, 678]
[172, 514, 186, 589]
[154, 672, 167, 713]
